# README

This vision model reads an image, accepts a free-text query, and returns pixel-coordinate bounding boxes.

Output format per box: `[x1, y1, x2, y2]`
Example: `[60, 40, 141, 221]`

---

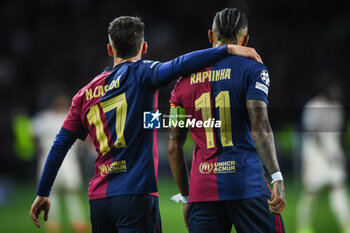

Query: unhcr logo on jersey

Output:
[199, 161, 236, 174]
[98, 160, 127, 176]
[199, 162, 214, 174]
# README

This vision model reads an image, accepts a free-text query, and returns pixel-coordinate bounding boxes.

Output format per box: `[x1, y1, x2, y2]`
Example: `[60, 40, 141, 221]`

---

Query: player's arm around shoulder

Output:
[226, 44, 263, 63]
[246, 99, 286, 215]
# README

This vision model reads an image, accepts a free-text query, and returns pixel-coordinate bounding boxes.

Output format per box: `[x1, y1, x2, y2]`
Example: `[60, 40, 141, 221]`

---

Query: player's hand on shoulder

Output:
[29, 195, 51, 228]
[226, 44, 263, 64]
[268, 180, 286, 215]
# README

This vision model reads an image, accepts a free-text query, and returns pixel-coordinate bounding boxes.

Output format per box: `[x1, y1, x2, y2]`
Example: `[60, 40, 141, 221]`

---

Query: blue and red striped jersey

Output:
[63, 60, 160, 200]
[170, 55, 271, 202]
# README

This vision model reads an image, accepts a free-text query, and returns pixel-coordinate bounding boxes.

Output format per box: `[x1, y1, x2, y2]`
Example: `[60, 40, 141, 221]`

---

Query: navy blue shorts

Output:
[89, 194, 162, 233]
[188, 194, 285, 233]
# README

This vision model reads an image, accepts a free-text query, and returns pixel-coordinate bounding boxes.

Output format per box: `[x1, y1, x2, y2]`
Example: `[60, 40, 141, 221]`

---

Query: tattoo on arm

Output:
[247, 99, 280, 175]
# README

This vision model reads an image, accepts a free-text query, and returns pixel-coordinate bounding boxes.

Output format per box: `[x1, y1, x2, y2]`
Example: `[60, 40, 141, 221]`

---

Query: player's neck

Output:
[113, 55, 141, 67]
[214, 42, 228, 47]
[214, 39, 242, 48]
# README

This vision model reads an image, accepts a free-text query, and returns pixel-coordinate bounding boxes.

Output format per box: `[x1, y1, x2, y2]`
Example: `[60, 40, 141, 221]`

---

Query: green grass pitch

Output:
[0, 177, 342, 233]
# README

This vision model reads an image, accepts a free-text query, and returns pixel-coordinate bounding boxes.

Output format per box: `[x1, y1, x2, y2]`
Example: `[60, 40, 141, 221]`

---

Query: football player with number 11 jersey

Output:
[168, 8, 286, 233]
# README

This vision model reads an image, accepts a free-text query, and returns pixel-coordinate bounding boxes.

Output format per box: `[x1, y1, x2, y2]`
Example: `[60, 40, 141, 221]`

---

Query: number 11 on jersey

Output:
[195, 91, 233, 149]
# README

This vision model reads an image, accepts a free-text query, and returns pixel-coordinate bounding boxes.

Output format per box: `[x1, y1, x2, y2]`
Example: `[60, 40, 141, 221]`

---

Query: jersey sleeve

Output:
[157, 46, 229, 87]
[169, 103, 187, 124]
[138, 60, 162, 89]
[37, 92, 88, 196]
[246, 63, 270, 105]
[169, 79, 183, 107]
[62, 94, 88, 140]
[37, 127, 78, 196]
[169, 79, 189, 127]
[142, 46, 229, 89]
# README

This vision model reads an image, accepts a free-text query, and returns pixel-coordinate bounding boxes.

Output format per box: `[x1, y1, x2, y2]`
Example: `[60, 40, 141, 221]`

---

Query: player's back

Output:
[170, 55, 271, 202]
[63, 60, 160, 200]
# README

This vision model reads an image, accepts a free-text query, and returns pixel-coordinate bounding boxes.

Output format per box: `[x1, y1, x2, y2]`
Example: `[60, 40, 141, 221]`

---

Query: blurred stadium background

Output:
[0, 0, 349, 232]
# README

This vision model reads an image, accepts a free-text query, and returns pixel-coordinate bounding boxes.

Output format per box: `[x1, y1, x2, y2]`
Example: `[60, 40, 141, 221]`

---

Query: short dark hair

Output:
[108, 16, 145, 59]
[213, 8, 248, 44]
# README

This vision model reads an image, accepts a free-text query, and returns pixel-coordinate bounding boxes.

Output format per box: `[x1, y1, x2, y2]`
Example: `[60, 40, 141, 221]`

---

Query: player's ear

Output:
[242, 35, 249, 47]
[107, 43, 114, 57]
[141, 41, 148, 55]
[208, 30, 214, 45]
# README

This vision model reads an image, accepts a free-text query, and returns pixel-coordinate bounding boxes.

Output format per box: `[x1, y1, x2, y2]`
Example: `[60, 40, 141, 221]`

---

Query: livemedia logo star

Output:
[143, 110, 161, 129]
[143, 110, 221, 129]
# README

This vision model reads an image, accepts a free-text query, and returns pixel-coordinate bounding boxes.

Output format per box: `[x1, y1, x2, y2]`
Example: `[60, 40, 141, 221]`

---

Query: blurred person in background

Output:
[32, 94, 89, 233]
[297, 82, 350, 233]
